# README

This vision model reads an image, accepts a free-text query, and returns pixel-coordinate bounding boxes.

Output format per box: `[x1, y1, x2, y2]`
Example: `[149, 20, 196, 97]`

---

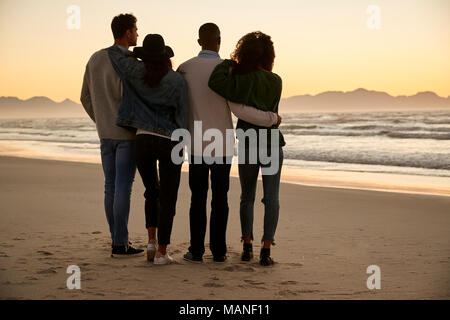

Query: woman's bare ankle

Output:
[147, 227, 157, 244]
[157, 245, 167, 256]
[243, 236, 252, 244]
[263, 240, 272, 249]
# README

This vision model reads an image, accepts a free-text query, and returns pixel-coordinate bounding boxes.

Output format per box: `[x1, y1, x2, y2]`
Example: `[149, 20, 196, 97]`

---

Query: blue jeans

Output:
[239, 147, 283, 243]
[100, 139, 136, 246]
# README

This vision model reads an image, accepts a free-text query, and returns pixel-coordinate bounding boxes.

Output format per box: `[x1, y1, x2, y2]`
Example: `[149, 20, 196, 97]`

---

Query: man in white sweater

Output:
[81, 14, 143, 257]
[178, 23, 281, 263]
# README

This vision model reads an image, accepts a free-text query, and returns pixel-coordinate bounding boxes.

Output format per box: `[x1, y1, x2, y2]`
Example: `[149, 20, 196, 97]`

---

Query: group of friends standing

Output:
[81, 13, 285, 267]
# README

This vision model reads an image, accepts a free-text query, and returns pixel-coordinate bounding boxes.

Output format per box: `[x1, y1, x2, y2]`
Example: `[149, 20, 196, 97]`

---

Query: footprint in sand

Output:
[203, 282, 224, 288]
[297, 289, 321, 294]
[278, 289, 298, 297]
[278, 289, 321, 296]
[301, 282, 320, 286]
[37, 250, 54, 256]
[36, 268, 57, 274]
[222, 265, 255, 273]
[285, 262, 303, 267]
[244, 279, 265, 286]
[0, 252, 9, 258]
[92, 231, 102, 234]
[2, 281, 31, 286]
[280, 280, 298, 285]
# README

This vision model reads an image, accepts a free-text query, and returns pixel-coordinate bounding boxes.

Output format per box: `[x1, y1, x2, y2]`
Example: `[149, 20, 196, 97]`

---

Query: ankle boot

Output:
[241, 243, 253, 261]
[259, 247, 274, 266]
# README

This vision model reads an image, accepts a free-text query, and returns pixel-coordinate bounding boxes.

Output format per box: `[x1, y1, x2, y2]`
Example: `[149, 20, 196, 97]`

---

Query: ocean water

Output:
[0, 110, 449, 178]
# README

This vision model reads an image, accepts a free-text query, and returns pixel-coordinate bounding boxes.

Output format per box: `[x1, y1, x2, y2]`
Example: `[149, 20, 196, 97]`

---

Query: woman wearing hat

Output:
[108, 34, 189, 265]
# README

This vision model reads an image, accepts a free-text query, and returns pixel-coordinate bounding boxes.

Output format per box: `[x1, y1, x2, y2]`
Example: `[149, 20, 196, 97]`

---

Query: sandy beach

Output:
[0, 156, 449, 300]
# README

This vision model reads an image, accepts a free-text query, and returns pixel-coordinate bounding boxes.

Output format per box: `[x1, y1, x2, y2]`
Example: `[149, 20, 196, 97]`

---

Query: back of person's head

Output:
[111, 13, 137, 39]
[143, 58, 173, 88]
[231, 31, 275, 75]
[198, 23, 221, 49]
[134, 34, 174, 88]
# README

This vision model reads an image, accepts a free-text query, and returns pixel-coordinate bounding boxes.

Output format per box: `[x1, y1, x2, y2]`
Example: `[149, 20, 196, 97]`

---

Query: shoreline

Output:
[0, 152, 449, 197]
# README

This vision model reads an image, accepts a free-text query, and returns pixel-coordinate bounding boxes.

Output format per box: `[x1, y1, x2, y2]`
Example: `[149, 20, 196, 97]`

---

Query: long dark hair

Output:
[230, 31, 275, 75]
[143, 57, 172, 88]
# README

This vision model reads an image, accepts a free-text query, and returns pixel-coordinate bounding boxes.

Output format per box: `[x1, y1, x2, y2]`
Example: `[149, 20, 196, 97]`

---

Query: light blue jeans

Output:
[239, 147, 283, 243]
[100, 139, 136, 246]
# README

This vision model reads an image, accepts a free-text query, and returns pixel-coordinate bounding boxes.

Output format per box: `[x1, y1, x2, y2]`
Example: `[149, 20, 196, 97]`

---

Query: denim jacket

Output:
[108, 45, 189, 137]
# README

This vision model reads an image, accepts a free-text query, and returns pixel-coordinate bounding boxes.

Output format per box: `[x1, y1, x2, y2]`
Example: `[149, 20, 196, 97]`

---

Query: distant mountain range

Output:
[0, 88, 449, 118]
[279, 88, 450, 113]
[0, 96, 85, 118]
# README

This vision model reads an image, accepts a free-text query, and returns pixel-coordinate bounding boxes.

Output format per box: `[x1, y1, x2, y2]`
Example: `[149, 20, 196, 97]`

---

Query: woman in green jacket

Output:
[208, 31, 285, 266]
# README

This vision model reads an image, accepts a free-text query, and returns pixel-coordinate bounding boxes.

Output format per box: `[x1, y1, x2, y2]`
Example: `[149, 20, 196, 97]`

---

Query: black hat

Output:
[133, 34, 174, 62]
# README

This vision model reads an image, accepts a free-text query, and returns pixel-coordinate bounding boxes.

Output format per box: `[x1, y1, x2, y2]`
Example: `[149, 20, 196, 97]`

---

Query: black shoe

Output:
[111, 241, 133, 249]
[183, 252, 203, 263]
[213, 255, 227, 263]
[241, 243, 254, 261]
[111, 245, 144, 258]
[259, 247, 274, 266]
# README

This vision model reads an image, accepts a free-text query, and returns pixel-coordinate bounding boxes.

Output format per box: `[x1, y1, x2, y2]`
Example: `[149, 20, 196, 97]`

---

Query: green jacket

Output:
[208, 59, 285, 147]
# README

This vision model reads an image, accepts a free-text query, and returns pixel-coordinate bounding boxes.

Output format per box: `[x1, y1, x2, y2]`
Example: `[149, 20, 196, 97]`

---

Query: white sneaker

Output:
[154, 253, 174, 265]
[147, 243, 157, 262]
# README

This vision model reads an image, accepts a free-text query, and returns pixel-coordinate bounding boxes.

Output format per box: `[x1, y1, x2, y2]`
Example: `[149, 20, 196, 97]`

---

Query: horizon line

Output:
[2, 88, 450, 104]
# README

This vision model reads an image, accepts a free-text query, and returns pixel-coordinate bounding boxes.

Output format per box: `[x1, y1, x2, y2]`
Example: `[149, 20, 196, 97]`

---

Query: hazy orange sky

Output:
[0, 0, 449, 102]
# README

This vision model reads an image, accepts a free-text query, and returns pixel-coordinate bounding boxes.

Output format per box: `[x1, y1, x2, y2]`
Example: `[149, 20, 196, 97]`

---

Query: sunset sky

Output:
[0, 0, 449, 102]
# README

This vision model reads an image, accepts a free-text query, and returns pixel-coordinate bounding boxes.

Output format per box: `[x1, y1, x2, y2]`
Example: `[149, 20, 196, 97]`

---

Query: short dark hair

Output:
[198, 23, 220, 46]
[111, 14, 137, 39]
[231, 31, 275, 75]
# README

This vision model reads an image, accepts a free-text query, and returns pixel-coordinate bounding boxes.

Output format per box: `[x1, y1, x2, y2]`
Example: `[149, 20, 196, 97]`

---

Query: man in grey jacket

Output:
[81, 14, 143, 257]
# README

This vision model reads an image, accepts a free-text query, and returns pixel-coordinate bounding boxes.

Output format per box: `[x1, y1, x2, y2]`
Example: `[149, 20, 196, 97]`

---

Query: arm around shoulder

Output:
[208, 60, 238, 100]
[228, 101, 277, 127]
[107, 46, 143, 79]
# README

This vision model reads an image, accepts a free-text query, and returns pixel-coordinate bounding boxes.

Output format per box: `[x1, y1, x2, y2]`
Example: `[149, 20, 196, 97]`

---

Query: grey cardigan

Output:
[81, 47, 135, 140]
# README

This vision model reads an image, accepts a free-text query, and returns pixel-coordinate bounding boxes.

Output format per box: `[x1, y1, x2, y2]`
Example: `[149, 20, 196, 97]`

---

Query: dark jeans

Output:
[100, 139, 136, 246]
[135, 134, 182, 245]
[239, 147, 283, 243]
[188, 157, 231, 258]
